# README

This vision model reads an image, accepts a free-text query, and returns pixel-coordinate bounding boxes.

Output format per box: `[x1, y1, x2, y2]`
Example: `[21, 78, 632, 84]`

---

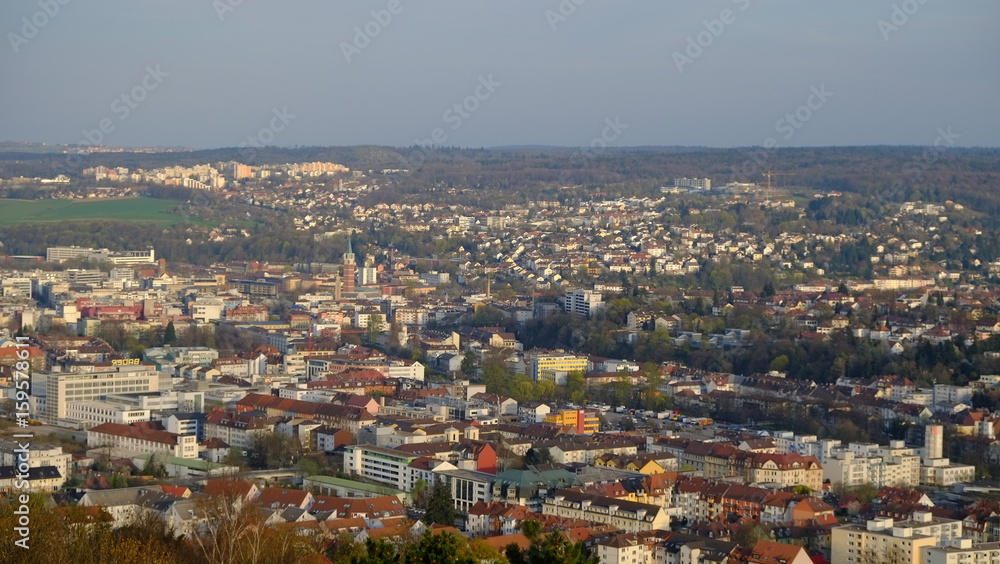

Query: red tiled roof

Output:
[88, 422, 179, 446]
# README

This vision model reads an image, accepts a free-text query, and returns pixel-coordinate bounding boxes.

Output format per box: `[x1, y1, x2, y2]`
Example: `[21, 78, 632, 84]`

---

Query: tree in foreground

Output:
[732, 520, 770, 548]
[423, 479, 456, 526]
[404, 531, 474, 564]
[506, 531, 599, 564]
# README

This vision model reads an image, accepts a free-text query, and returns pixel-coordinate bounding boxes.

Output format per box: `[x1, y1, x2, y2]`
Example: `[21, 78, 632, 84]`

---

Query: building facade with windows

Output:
[32, 364, 168, 424]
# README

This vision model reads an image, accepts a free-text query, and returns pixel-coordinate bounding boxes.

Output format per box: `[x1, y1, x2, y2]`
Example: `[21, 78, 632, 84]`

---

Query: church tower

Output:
[342, 237, 356, 294]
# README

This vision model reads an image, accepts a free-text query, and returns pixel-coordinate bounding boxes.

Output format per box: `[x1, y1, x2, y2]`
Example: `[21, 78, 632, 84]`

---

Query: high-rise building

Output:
[563, 289, 604, 317]
[342, 238, 356, 294]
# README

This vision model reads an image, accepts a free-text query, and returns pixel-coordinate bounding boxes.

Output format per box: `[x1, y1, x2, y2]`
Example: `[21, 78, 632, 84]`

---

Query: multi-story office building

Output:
[109, 249, 155, 265]
[32, 364, 168, 424]
[525, 351, 589, 384]
[673, 177, 712, 190]
[46, 246, 108, 263]
[46, 246, 154, 265]
[64, 401, 151, 428]
[435, 468, 495, 513]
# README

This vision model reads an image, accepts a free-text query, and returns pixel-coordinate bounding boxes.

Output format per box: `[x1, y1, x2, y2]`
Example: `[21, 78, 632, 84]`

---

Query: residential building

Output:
[563, 289, 604, 317]
[832, 512, 964, 564]
[542, 489, 669, 533]
[924, 540, 1000, 564]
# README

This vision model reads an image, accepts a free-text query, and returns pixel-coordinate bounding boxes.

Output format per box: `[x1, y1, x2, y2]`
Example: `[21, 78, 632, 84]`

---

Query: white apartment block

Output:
[563, 289, 604, 317]
[833, 513, 963, 564]
[32, 364, 168, 424]
[772, 432, 825, 458]
[343, 445, 417, 491]
[776, 433, 963, 489]
[934, 384, 974, 407]
[922, 458, 976, 486]
[342, 444, 459, 493]
[824, 447, 920, 488]
[925, 540, 1000, 564]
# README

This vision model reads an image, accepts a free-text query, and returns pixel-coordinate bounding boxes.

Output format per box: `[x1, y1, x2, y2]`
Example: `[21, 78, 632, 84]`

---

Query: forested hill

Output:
[2, 145, 998, 211]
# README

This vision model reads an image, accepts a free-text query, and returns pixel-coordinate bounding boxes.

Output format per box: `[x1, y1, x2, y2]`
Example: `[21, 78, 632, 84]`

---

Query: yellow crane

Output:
[761, 171, 794, 199]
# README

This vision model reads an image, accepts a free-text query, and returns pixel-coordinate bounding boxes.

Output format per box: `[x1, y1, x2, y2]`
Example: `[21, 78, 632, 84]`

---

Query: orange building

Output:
[543, 409, 600, 434]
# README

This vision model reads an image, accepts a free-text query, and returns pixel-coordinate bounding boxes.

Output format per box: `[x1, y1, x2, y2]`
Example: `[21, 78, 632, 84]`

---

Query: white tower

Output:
[925, 424, 944, 461]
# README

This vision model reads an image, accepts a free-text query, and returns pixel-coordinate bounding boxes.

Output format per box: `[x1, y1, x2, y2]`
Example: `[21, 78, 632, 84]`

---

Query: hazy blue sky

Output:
[1, 0, 997, 149]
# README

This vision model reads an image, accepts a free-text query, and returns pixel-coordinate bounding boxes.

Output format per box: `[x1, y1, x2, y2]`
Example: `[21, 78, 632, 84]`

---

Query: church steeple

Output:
[342, 237, 356, 294]
[344, 237, 355, 264]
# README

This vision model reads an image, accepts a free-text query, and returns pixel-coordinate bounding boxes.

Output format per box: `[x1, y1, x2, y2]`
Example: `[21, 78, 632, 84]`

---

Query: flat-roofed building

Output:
[832, 512, 963, 564]
[32, 364, 168, 424]
[925, 540, 1000, 564]
[65, 401, 151, 427]
[342, 445, 420, 491]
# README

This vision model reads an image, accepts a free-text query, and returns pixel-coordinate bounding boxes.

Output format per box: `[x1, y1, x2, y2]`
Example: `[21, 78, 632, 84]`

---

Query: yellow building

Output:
[528, 352, 589, 384]
[543, 409, 600, 434]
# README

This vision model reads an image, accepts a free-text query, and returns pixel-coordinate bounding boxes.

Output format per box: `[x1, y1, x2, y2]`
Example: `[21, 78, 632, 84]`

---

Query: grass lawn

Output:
[0, 197, 196, 226]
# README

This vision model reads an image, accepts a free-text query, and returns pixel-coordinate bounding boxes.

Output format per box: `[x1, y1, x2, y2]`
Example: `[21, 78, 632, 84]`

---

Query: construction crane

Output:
[760, 171, 795, 200]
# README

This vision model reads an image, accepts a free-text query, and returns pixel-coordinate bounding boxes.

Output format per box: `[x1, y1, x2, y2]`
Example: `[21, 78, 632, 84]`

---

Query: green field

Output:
[0, 197, 190, 226]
